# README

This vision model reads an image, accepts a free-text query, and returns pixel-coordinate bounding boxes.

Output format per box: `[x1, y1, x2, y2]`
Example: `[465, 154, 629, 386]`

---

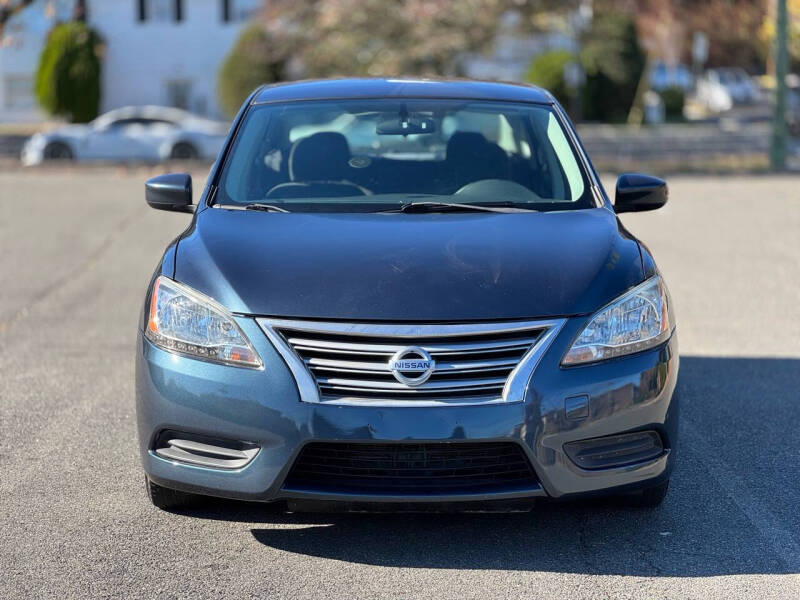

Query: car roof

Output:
[95, 105, 193, 123]
[252, 78, 554, 105]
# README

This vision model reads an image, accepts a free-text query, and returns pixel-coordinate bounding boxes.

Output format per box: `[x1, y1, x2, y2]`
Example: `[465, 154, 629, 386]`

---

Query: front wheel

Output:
[145, 475, 201, 510]
[43, 142, 74, 161]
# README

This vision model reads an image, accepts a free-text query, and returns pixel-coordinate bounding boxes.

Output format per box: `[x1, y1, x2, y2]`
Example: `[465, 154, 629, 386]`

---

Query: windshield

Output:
[216, 99, 595, 212]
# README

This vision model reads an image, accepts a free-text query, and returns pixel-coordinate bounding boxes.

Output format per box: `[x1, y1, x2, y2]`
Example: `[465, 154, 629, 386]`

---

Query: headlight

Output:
[562, 276, 673, 366]
[145, 276, 262, 368]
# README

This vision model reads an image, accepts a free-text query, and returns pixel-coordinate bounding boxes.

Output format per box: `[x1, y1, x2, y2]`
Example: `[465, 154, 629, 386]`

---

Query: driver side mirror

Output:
[614, 173, 667, 213]
[145, 173, 193, 212]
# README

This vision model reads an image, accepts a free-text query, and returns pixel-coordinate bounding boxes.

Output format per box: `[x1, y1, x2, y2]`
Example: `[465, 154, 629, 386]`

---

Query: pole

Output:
[771, 0, 788, 171]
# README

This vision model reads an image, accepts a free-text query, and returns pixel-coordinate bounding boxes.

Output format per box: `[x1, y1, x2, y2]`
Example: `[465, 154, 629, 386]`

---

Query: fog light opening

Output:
[153, 430, 259, 470]
[563, 431, 664, 470]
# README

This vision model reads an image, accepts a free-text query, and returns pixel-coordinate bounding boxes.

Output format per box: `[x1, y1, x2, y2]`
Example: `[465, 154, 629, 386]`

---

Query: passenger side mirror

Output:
[145, 173, 193, 212]
[614, 173, 667, 213]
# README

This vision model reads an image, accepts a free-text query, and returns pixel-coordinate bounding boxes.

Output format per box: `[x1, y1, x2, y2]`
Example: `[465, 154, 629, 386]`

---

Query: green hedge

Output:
[35, 22, 102, 123]
[218, 24, 284, 118]
[525, 49, 575, 106]
[660, 86, 685, 121]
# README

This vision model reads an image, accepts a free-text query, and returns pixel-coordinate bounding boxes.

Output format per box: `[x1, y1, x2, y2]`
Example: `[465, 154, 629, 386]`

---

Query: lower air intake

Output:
[283, 442, 538, 496]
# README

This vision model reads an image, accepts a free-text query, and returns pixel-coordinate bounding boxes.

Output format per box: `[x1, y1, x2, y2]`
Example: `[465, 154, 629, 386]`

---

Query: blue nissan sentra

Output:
[137, 78, 678, 511]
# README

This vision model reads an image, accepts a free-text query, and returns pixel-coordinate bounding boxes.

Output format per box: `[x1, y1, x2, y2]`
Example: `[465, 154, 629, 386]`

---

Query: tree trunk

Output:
[73, 0, 88, 22]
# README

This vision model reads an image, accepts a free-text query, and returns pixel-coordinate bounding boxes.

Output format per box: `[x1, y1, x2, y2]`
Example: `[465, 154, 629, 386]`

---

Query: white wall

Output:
[0, 0, 259, 123]
[94, 0, 259, 118]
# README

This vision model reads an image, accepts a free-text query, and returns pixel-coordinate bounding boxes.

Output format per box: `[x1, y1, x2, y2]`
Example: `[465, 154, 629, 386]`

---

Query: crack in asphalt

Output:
[0, 209, 144, 335]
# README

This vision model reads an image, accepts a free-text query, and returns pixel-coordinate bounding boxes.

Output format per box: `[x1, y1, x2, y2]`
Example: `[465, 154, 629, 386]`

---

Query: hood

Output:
[174, 207, 644, 321]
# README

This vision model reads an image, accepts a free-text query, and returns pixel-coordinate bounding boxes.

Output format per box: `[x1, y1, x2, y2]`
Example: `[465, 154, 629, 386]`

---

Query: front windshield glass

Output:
[216, 99, 595, 212]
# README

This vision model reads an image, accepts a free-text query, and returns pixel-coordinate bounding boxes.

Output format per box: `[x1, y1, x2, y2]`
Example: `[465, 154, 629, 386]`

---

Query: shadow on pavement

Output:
[180, 356, 800, 577]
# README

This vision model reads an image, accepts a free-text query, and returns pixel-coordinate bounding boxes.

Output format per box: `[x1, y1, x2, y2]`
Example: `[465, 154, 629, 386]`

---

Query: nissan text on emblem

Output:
[388, 346, 436, 387]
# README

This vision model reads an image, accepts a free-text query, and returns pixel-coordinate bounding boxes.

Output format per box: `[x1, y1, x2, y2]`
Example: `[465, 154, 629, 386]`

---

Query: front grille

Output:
[283, 442, 538, 496]
[261, 320, 549, 404]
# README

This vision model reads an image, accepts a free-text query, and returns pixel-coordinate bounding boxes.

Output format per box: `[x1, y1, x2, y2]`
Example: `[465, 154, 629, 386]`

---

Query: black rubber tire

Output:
[618, 479, 670, 508]
[43, 142, 74, 161]
[145, 475, 201, 510]
[170, 142, 199, 160]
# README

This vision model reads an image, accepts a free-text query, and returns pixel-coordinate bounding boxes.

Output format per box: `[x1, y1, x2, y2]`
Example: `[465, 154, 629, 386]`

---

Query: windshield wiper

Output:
[244, 203, 290, 213]
[387, 201, 536, 214]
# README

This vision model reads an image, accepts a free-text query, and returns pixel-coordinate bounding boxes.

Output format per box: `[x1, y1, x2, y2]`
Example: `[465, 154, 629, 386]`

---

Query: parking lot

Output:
[1, 169, 798, 599]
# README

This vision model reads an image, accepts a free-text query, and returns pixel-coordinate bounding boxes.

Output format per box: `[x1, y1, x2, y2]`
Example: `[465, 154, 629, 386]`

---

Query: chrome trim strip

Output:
[154, 440, 259, 470]
[306, 355, 519, 373]
[257, 318, 567, 407]
[503, 322, 565, 404]
[316, 374, 509, 391]
[287, 336, 536, 355]
[266, 318, 558, 337]
[288, 337, 536, 357]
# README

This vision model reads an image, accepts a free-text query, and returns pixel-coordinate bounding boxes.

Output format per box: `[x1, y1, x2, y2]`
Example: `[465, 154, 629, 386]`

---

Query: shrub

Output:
[660, 86, 685, 121]
[579, 11, 645, 122]
[525, 50, 575, 106]
[35, 22, 102, 123]
[218, 24, 284, 118]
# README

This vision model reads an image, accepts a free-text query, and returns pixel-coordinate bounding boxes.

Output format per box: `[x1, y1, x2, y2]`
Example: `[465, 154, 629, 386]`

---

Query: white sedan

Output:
[22, 106, 229, 165]
[696, 68, 760, 113]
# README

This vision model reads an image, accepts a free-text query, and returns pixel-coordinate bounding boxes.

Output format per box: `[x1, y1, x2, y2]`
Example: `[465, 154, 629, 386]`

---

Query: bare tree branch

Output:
[0, 0, 35, 40]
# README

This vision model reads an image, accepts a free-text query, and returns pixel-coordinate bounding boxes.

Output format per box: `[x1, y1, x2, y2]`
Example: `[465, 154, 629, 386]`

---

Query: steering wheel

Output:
[454, 179, 541, 202]
[266, 180, 373, 199]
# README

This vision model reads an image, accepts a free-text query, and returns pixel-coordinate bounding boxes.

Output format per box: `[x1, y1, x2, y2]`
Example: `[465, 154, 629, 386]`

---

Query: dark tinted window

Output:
[217, 99, 594, 212]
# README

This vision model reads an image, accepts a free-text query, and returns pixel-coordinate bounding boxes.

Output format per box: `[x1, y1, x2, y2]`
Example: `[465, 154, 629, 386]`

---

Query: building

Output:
[0, 0, 260, 122]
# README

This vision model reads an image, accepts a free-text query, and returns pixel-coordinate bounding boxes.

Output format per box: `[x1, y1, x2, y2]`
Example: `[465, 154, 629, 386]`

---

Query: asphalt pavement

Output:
[1, 169, 798, 599]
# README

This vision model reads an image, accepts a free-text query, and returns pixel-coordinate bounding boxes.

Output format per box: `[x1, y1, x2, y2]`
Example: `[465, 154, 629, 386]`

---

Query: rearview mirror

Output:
[614, 173, 667, 213]
[376, 118, 437, 135]
[145, 173, 193, 212]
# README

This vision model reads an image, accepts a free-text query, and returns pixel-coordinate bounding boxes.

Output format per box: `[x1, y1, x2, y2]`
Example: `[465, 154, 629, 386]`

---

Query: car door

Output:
[131, 118, 181, 161]
[83, 118, 148, 160]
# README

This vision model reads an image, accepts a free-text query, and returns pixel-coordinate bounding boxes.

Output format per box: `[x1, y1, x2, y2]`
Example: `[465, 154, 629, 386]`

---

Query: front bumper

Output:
[135, 316, 679, 502]
[20, 142, 44, 166]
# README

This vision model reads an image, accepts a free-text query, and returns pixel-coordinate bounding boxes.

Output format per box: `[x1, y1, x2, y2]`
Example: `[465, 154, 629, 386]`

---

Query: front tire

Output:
[43, 142, 73, 161]
[145, 475, 201, 510]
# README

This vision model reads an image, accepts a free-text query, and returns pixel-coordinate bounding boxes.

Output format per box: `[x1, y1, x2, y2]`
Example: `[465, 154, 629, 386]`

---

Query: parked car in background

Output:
[696, 68, 760, 113]
[21, 106, 228, 165]
[649, 61, 693, 92]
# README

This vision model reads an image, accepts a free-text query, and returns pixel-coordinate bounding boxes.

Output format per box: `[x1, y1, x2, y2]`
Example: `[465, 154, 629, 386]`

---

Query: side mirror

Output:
[614, 173, 667, 213]
[145, 173, 193, 212]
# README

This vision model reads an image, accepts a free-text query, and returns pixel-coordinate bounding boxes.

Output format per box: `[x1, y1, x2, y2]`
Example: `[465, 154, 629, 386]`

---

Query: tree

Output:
[217, 23, 284, 118]
[35, 21, 102, 122]
[257, 0, 580, 79]
[580, 10, 645, 122]
[632, 0, 768, 73]
[526, 49, 575, 106]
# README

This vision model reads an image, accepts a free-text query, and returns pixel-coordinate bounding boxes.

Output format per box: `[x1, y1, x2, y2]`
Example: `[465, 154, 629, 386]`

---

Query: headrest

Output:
[289, 132, 351, 181]
[445, 132, 507, 182]
[446, 132, 495, 161]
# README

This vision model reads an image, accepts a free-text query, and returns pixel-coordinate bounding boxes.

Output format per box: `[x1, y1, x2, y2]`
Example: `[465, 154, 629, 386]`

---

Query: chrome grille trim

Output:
[257, 318, 567, 407]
